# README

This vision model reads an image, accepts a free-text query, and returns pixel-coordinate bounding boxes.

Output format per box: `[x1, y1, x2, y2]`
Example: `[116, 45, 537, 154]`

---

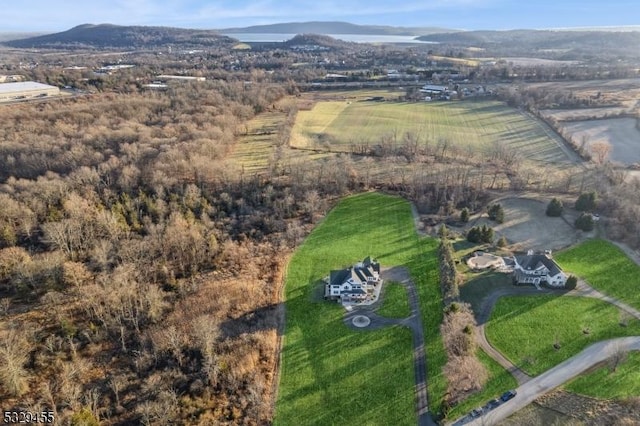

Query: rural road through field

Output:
[344, 267, 437, 426]
[455, 278, 640, 425]
[452, 337, 640, 426]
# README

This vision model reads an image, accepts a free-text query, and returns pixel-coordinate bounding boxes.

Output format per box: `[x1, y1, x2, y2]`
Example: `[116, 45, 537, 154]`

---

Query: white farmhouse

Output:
[513, 252, 567, 288]
[325, 257, 381, 303]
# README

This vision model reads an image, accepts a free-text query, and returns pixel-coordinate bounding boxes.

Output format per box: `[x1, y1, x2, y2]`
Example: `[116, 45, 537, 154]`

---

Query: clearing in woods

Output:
[274, 192, 445, 425]
[290, 99, 573, 163]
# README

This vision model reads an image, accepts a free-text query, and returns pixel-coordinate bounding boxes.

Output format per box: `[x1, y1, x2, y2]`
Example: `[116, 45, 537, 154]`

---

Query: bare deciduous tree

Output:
[0, 327, 30, 397]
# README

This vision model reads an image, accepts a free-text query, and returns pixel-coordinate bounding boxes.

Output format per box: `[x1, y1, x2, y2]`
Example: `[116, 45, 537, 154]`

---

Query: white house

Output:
[325, 257, 381, 303]
[512, 251, 567, 288]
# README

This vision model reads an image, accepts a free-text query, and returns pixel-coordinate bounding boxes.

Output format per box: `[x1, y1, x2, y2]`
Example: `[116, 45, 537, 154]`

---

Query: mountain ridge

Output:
[3, 23, 236, 49]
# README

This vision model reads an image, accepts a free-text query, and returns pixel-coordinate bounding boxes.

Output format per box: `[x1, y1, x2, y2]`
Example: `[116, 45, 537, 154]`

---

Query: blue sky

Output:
[1, 0, 639, 32]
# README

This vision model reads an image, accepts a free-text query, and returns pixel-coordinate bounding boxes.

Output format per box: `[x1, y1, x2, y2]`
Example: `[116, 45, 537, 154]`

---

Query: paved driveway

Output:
[344, 266, 436, 426]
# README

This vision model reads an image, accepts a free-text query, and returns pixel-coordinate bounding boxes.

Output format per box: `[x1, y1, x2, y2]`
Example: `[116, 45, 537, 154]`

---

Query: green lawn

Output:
[565, 352, 640, 399]
[446, 349, 518, 420]
[275, 192, 445, 425]
[377, 283, 411, 318]
[556, 239, 640, 311]
[290, 100, 570, 163]
[485, 295, 640, 376]
[459, 272, 513, 315]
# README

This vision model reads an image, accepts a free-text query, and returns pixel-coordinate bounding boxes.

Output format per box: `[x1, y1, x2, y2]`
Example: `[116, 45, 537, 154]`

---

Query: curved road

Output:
[451, 279, 640, 425]
[454, 337, 640, 426]
[344, 267, 436, 426]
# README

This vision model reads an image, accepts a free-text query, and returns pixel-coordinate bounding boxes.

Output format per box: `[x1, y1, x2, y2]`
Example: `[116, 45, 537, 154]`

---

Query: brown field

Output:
[468, 197, 584, 251]
[513, 77, 640, 108]
[558, 118, 640, 165]
[540, 106, 631, 121]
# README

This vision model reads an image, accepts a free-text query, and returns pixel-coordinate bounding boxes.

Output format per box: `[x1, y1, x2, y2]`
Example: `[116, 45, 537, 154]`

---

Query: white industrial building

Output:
[0, 81, 60, 102]
[157, 75, 206, 82]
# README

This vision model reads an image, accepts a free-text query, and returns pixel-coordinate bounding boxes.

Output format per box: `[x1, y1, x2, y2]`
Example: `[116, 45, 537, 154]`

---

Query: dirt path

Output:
[344, 267, 436, 426]
[453, 337, 640, 426]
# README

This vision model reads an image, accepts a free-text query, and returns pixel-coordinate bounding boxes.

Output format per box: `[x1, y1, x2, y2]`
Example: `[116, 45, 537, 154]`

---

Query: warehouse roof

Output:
[0, 81, 59, 94]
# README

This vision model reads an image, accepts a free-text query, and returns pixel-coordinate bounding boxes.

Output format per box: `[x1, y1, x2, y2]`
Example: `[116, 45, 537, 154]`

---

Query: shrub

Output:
[70, 408, 100, 426]
[496, 236, 508, 248]
[575, 213, 595, 232]
[565, 275, 578, 290]
[546, 198, 564, 217]
[575, 192, 597, 212]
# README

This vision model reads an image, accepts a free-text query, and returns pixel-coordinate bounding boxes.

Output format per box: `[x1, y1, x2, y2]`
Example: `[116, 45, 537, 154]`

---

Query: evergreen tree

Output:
[546, 198, 564, 217]
[467, 227, 481, 243]
[460, 208, 470, 223]
[488, 204, 504, 223]
[482, 225, 494, 243]
[565, 275, 578, 290]
[575, 192, 597, 212]
[497, 236, 508, 248]
[575, 213, 595, 231]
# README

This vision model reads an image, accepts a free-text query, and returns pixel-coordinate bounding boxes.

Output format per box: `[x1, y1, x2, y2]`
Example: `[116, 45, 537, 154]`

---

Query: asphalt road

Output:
[454, 337, 640, 426]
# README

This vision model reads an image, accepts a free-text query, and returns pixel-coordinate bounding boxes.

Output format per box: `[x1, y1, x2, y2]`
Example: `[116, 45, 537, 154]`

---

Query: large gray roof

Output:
[0, 81, 58, 94]
[328, 257, 380, 286]
[516, 254, 563, 276]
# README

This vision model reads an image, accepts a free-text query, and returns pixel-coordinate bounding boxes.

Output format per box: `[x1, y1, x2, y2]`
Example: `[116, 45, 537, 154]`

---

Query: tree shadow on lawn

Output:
[280, 323, 414, 424]
[219, 302, 284, 339]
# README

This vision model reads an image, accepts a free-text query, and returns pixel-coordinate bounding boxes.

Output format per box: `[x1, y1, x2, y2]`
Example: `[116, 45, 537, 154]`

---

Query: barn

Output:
[0, 81, 60, 102]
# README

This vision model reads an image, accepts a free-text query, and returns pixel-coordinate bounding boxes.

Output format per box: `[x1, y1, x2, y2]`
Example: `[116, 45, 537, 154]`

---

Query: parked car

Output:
[470, 407, 483, 418]
[485, 399, 500, 410]
[501, 390, 517, 402]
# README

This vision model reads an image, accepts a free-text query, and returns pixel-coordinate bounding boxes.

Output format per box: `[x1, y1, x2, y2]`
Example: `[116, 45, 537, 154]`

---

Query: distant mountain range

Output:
[5, 22, 640, 58]
[417, 29, 640, 58]
[220, 21, 454, 36]
[3, 24, 236, 49]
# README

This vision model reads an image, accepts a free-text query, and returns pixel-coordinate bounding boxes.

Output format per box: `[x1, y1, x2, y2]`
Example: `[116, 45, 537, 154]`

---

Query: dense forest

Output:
[0, 80, 314, 425]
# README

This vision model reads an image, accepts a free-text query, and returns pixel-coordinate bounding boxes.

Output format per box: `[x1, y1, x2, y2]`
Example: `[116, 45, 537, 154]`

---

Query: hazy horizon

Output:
[0, 0, 639, 33]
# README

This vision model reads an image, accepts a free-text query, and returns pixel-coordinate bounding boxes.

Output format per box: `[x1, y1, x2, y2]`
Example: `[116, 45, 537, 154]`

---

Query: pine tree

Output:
[488, 204, 504, 223]
[575, 192, 597, 212]
[546, 198, 563, 217]
[460, 208, 470, 223]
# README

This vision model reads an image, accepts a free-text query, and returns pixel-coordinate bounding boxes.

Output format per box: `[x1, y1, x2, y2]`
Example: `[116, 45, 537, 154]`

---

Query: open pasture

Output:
[556, 239, 640, 311]
[485, 295, 640, 376]
[290, 99, 573, 163]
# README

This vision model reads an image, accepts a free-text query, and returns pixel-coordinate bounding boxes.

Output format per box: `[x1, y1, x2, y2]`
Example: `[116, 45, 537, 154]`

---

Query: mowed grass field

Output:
[290, 99, 571, 163]
[377, 283, 411, 318]
[565, 352, 640, 399]
[275, 192, 445, 425]
[485, 295, 640, 376]
[556, 239, 640, 311]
